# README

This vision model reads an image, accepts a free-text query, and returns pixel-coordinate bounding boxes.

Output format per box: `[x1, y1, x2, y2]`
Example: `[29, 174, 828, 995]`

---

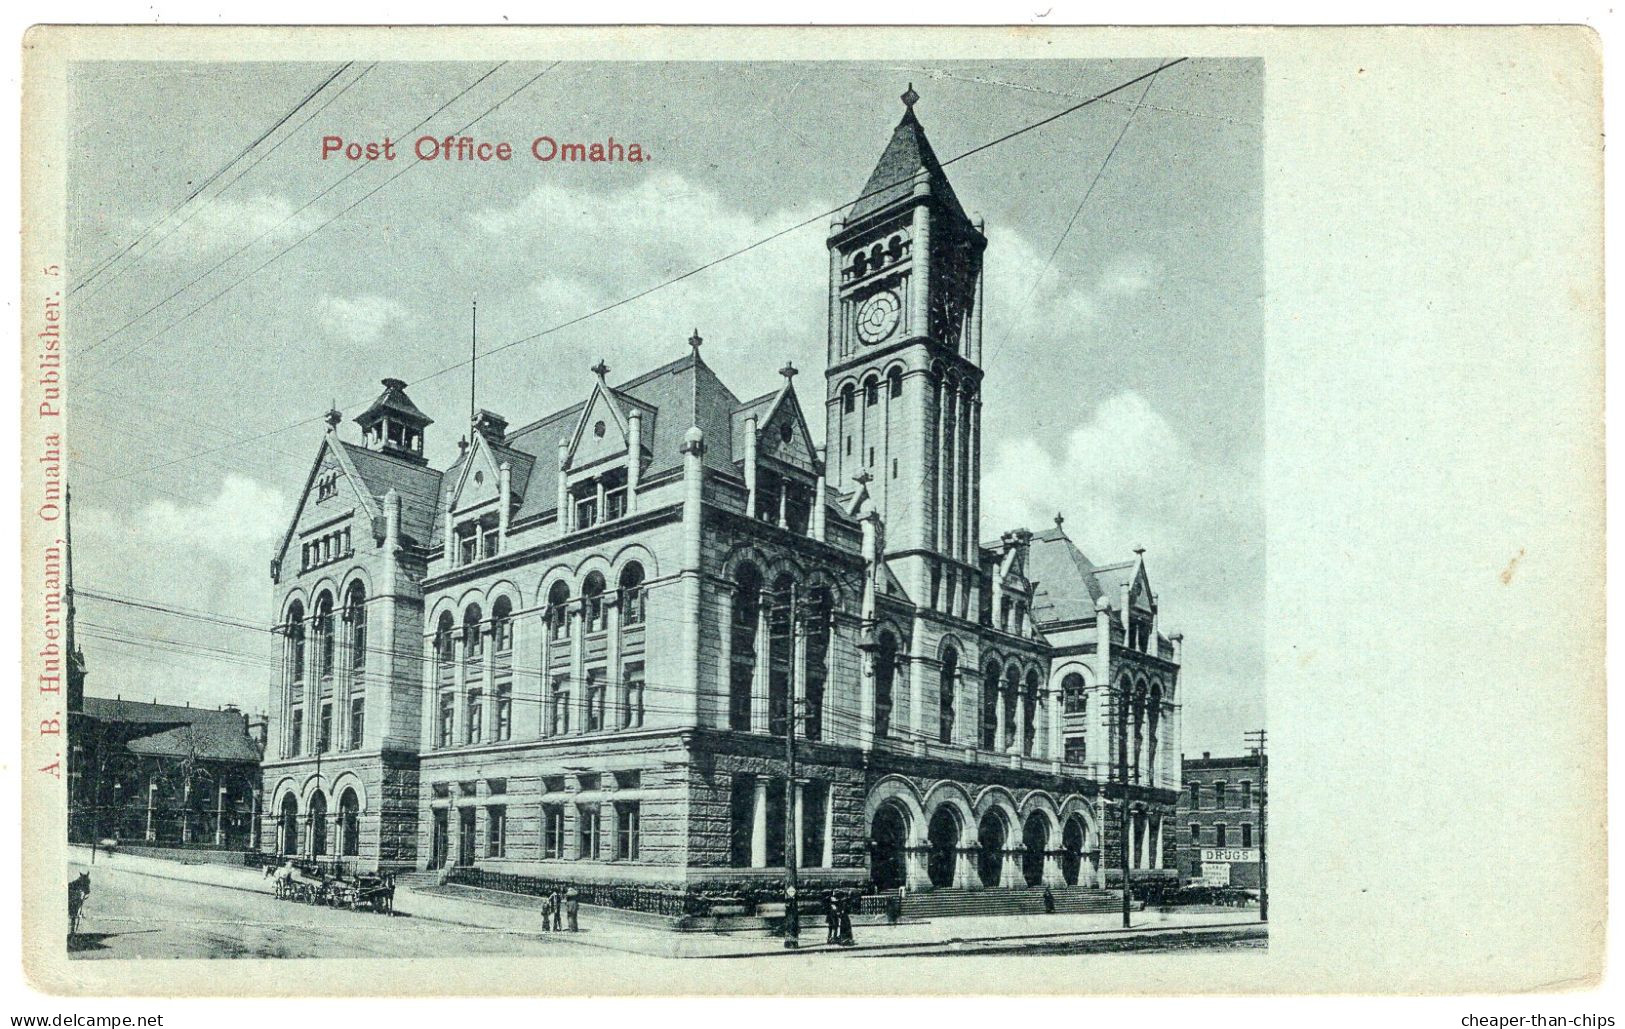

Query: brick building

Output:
[258, 88, 1186, 898]
[1177, 751, 1265, 887]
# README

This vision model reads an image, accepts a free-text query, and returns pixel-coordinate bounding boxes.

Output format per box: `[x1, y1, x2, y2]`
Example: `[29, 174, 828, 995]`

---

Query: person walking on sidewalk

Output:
[549, 888, 563, 931]
[823, 891, 838, 944]
[565, 888, 580, 932]
[539, 892, 554, 932]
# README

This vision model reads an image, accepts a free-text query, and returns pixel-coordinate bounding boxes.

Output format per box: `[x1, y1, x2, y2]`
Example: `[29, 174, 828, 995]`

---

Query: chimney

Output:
[1203, 751, 1211, 760]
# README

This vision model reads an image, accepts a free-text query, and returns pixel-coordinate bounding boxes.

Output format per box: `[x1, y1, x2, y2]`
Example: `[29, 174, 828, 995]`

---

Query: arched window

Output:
[1063, 672, 1086, 714]
[547, 580, 571, 641]
[287, 601, 306, 685]
[842, 383, 855, 414]
[1022, 668, 1041, 756]
[864, 376, 879, 407]
[939, 647, 959, 744]
[980, 661, 1000, 750]
[463, 603, 484, 662]
[803, 585, 831, 742]
[619, 563, 646, 627]
[874, 630, 897, 739]
[345, 583, 367, 673]
[491, 596, 513, 653]
[308, 790, 328, 856]
[1003, 665, 1021, 751]
[434, 611, 455, 670]
[312, 593, 335, 679]
[768, 573, 796, 736]
[729, 563, 762, 731]
[339, 788, 360, 857]
[582, 571, 607, 633]
[1146, 684, 1163, 783]
[888, 366, 903, 399]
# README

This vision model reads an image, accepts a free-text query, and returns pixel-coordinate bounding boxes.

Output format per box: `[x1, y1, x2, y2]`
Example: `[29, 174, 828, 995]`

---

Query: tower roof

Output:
[355, 377, 433, 431]
[848, 89, 971, 228]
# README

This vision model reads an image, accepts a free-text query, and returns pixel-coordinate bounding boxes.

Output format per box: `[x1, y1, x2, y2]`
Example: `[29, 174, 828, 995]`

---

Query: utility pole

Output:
[1111, 685, 1132, 929]
[781, 583, 801, 949]
[1246, 728, 1268, 923]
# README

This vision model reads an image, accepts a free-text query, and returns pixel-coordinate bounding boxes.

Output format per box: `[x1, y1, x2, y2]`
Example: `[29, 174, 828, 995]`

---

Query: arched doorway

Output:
[977, 811, 1008, 888]
[339, 788, 360, 857]
[1022, 815, 1049, 887]
[869, 803, 908, 890]
[279, 794, 299, 856]
[308, 790, 328, 856]
[927, 807, 961, 888]
[1061, 816, 1087, 886]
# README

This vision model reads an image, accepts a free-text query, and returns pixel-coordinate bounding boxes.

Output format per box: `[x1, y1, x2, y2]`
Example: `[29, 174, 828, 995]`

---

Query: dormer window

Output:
[569, 467, 627, 531]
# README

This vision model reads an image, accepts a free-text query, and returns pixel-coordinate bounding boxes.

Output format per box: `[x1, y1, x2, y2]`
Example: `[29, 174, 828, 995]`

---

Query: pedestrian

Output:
[837, 890, 855, 946]
[549, 888, 563, 931]
[565, 887, 580, 932]
[1043, 884, 1056, 914]
[539, 892, 553, 932]
[823, 891, 838, 944]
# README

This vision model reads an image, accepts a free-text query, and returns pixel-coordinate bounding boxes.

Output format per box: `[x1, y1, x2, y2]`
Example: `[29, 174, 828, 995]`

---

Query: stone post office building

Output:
[258, 89, 1185, 896]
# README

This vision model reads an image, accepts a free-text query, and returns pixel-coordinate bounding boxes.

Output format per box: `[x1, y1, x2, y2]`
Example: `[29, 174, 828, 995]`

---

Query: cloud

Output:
[132, 194, 322, 264]
[318, 294, 410, 345]
[76, 474, 287, 710]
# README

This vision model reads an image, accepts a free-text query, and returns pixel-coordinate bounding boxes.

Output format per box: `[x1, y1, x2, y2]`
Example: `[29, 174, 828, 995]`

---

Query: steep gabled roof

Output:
[848, 105, 971, 227]
[81, 696, 262, 763]
[339, 441, 442, 548]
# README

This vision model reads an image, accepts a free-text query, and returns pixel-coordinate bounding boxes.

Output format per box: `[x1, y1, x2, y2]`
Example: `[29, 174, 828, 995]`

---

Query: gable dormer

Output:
[741, 366, 820, 533]
[556, 361, 648, 534]
[272, 430, 380, 583]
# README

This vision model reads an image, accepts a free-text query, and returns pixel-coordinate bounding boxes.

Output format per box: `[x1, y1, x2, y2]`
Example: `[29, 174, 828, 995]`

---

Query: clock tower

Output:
[825, 85, 987, 618]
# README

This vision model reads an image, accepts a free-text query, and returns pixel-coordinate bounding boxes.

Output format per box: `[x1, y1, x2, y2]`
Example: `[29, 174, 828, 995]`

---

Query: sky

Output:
[66, 58, 1262, 755]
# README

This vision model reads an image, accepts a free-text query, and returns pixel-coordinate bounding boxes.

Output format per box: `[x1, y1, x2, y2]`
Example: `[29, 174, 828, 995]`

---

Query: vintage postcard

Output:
[17, 25, 1604, 996]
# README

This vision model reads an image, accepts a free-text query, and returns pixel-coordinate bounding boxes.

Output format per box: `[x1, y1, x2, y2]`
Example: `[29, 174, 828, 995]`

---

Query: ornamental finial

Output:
[591, 358, 610, 380]
[688, 328, 703, 353]
[1054, 512, 1065, 530]
[780, 361, 798, 381]
[901, 83, 919, 110]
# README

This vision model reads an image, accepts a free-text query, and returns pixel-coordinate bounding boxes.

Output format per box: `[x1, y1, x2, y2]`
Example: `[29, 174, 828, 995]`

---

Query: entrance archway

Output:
[927, 807, 961, 888]
[1022, 815, 1049, 886]
[1061, 815, 1087, 885]
[869, 803, 909, 890]
[308, 790, 328, 856]
[977, 811, 1008, 888]
[279, 794, 299, 856]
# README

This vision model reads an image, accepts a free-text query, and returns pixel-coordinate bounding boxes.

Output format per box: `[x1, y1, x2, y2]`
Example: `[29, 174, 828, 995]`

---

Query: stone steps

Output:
[903, 885, 1127, 919]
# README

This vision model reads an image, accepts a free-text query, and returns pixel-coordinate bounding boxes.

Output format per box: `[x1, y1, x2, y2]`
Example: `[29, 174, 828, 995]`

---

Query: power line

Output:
[70, 63, 354, 303]
[80, 62, 519, 383]
[74, 62, 379, 322]
[79, 58, 1185, 491]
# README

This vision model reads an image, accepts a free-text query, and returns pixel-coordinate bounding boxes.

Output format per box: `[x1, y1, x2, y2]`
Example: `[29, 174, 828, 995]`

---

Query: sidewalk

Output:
[67, 848, 1266, 959]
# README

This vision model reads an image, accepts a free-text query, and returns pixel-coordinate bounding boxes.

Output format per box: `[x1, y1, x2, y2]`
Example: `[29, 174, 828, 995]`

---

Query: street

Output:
[67, 862, 593, 960]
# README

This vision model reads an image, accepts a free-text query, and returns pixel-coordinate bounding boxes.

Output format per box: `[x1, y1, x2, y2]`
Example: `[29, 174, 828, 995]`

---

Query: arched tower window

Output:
[729, 563, 762, 731]
[287, 601, 306, 685]
[888, 366, 903, 399]
[314, 592, 335, 680]
[491, 595, 513, 653]
[874, 630, 898, 739]
[582, 572, 607, 633]
[463, 603, 484, 662]
[434, 611, 455, 671]
[344, 583, 367, 673]
[547, 580, 571, 641]
[619, 563, 646, 627]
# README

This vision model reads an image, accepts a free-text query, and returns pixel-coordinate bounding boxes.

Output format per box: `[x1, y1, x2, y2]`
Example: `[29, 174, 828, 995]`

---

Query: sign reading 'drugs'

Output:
[1201, 848, 1260, 863]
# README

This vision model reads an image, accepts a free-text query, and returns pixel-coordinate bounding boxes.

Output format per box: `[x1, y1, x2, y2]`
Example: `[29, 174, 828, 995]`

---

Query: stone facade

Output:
[259, 89, 1185, 890]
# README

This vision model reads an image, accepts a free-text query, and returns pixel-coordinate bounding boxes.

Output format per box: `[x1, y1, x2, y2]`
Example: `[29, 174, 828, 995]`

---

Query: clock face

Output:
[855, 290, 902, 344]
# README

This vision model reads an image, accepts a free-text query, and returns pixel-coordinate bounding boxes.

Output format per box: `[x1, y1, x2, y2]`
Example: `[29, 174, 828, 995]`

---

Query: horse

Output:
[265, 861, 297, 900]
[67, 872, 91, 937]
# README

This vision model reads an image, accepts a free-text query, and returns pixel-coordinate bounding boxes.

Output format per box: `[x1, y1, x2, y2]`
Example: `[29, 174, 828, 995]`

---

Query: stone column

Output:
[569, 602, 584, 734]
[953, 846, 979, 889]
[993, 688, 1006, 753]
[821, 783, 836, 869]
[968, 395, 982, 565]
[1048, 681, 1064, 769]
[934, 377, 947, 553]
[751, 775, 769, 869]
[215, 784, 227, 846]
[715, 587, 733, 729]
[1042, 848, 1066, 887]
[605, 595, 622, 728]
[904, 846, 932, 890]
[957, 389, 972, 563]
[479, 623, 495, 744]
[420, 634, 438, 748]
[999, 847, 1024, 888]
[1153, 816, 1164, 871]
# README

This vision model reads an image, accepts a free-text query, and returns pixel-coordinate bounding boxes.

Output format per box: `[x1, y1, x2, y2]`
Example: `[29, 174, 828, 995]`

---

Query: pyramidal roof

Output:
[849, 92, 971, 227]
[355, 377, 433, 429]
